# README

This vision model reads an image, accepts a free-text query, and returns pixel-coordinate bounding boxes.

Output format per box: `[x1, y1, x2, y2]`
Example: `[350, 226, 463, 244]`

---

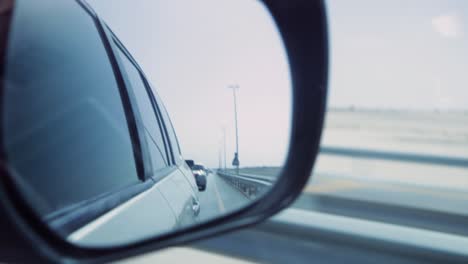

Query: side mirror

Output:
[0, 0, 327, 262]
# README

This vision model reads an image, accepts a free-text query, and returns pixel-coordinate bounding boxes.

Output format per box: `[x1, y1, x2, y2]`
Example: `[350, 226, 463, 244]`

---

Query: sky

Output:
[327, 0, 468, 110]
[88, 0, 468, 168]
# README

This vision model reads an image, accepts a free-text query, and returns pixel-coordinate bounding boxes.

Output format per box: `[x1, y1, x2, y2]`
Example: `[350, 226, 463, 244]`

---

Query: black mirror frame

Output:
[0, 0, 328, 262]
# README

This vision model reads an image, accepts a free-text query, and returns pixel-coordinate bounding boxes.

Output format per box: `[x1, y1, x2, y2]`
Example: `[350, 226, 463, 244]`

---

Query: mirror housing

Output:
[0, 0, 328, 262]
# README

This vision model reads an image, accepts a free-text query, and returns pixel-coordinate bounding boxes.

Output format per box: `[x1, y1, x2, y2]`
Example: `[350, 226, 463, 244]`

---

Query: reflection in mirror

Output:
[1, 0, 290, 247]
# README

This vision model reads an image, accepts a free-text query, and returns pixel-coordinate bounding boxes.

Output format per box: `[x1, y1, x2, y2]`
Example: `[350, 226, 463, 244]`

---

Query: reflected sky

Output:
[88, 0, 291, 169]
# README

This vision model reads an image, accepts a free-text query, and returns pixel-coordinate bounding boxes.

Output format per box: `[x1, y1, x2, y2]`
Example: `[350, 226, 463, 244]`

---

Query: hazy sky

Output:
[328, 0, 468, 110]
[88, 0, 468, 168]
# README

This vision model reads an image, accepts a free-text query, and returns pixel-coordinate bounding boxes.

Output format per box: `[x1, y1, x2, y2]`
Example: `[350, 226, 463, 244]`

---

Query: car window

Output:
[3, 0, 140, 216]
[114, 45, 169, 172]
[153, 91, 182, 163]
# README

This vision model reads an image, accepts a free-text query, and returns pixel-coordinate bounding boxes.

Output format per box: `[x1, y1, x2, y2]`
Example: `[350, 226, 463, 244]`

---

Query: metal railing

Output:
[217, 170, 273, 199]
[320, 146, 468, 168]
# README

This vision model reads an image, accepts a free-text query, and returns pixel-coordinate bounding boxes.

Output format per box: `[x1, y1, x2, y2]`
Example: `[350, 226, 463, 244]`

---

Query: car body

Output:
[1, 0, 201, 246]
[191, 165, 207, 191]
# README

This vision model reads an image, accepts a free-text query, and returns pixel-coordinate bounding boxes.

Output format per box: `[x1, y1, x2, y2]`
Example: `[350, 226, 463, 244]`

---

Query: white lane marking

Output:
[212, 176, 226, 213]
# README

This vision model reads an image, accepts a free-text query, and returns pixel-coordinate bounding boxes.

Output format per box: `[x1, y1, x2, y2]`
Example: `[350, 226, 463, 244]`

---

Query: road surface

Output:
[197, 172, 250, 222]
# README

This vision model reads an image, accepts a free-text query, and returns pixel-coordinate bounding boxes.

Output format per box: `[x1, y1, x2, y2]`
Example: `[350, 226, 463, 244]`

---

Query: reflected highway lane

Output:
[197, 173, 250, 222]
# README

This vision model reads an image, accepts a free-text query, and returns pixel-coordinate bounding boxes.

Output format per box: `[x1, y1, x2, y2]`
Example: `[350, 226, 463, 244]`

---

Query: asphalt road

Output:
[197, 173, 250, 222]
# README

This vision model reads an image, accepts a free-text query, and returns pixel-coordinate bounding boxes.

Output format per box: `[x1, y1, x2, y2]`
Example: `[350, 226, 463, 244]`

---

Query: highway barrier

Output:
[217, 170, 273, 200]
[320, 146, 468, 168]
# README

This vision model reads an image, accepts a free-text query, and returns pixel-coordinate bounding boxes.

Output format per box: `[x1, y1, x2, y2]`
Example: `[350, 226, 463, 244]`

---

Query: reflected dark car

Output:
[191, 164, 207, 191]
[185, 159, 195, 169]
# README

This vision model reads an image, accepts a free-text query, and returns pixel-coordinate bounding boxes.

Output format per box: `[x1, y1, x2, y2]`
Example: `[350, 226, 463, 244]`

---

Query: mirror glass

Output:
[1, 0, 291, 247]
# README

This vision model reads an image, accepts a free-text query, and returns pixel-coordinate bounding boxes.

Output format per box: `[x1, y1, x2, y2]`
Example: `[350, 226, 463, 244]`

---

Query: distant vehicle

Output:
[191, 164, 207, 191]
[185, 159, 195, 169]
[197, 164, 210, 175]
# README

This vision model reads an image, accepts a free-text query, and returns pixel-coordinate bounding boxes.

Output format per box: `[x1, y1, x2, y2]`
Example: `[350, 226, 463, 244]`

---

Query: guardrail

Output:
[320, 146, 468, 168]
[217, 170, 273, 200]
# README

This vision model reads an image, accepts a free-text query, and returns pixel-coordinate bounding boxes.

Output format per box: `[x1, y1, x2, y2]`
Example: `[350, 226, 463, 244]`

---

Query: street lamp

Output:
[223, 126, 227, 170]
[218, 139, 222, 170]
[228, 84, 240, 174]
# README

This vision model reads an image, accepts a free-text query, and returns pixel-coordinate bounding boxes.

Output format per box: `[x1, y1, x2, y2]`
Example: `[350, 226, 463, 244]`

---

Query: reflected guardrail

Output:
[320, 146, 468, 168]
[217, 170, 273, 199]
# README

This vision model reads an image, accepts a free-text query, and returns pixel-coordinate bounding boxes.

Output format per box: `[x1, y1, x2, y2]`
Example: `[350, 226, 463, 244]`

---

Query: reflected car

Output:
[191, 165, 207, 191]
[185, 159, 195, 169]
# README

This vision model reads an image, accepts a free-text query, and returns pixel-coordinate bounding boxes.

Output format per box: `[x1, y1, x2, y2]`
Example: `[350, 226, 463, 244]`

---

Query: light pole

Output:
[223, 126, 227, 170]
[218, 146, 222, 170]
[228, 84, 240, 174]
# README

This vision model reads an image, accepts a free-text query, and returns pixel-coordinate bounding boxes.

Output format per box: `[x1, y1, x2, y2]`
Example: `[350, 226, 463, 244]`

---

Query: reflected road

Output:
[197, 173, 250, 222]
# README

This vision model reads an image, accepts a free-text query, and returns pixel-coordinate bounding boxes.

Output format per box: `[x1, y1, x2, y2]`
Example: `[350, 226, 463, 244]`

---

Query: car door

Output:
[151, 85, 201, 226]
[147, 101, 200, 227]
[109, 29, 200, 228]
[151, 87, 202, 196]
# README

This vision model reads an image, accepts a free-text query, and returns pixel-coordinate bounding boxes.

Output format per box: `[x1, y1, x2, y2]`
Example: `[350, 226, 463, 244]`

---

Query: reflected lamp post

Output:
[228, 84, 240, 174]
[223, 126, 227, 170]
